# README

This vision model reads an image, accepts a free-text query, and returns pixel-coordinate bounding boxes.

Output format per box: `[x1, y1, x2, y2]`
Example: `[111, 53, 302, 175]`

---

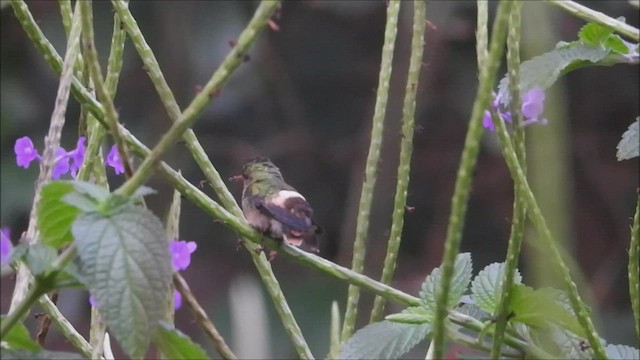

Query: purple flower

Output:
[89, 295, 98, 308]
[482, 87, 547, 132]
[14, 136, 41, 168]
[52, 148, 71, 179]
[1, 228, 12, 265]
[174, 290, 182, 310]
[170, 241, 197, 271]
[69, 137, 86, 176]
[106, 145, 124, 175]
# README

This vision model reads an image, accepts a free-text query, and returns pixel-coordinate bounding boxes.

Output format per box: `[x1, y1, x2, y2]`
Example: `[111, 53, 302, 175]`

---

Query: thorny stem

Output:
[431, 1, 512, 358]
[490, 109, 607, 358]
[342, 0, 400, 341]
[545, 0, 639, 41]
[370, 0, 425, 323]
[629, 195, 640, 343]
[8, 0, 83, 317]
[491, 1, 527, 358]
[173, 273, 237, 360]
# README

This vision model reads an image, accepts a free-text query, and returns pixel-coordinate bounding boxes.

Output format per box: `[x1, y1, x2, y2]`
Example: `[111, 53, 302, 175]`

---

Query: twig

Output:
[431, 1, 513, 358]
[342, 0, 400, 341]
[545, 0, 639, 41]
[36, 291, 58, 345]
[370, 0, 426, 323]
[173, 273, 237, 360]
[491, 1, 526, 358]
[8, 0, 83, 315]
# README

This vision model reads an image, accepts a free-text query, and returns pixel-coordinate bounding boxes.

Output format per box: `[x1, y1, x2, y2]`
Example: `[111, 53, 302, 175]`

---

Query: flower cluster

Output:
[170, 240, 198, 309]
[14, 136, 125, 178]
[89, 240, 197, 310]
[482, 87, 548, 132]
[1, 228, 12, 266]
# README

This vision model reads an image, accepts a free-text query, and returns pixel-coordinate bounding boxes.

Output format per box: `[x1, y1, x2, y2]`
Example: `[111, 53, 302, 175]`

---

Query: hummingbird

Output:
[235, 157, 322, 253]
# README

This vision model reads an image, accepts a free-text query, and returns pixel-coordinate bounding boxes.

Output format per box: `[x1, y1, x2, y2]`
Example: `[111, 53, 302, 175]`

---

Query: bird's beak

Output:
[229, 174, 244, 183]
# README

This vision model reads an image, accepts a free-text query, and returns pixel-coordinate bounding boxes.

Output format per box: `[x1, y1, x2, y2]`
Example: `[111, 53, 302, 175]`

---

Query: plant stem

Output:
[1, 283, 43, 338]
[490, 1, 526, 358]
[173, 273, 237, 360]
[328, 301, 341, 359]
[79, 0, 134, 178]
[342, 0, 400, 341]
[8, 0, 83, 315]
[545, 0, 639, 41]
[629, 195, 640, 343]
[431, 1, 512, 358]
[112, 0, 279, 198]
[39, 294, 99, 359]
[370, 0, 425, 324]
[490, 111, 607, 358]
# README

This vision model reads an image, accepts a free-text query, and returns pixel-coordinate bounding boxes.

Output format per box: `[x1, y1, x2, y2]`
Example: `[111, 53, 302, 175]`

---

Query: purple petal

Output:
[521, 87, 545, 119]
[106, 145, 124, 175]
[52, 148, 71, 179]
[170, 240, 197, 271]
[1, 228, 12, 265]
[14, 136, 40, 169]
[174, 290, 182, 310]
[69, 137, 87, 175]
[482, 110, 495, 132]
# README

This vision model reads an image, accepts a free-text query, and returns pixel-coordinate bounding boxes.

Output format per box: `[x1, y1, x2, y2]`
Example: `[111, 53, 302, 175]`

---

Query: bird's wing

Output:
[256, 196, 313, 231]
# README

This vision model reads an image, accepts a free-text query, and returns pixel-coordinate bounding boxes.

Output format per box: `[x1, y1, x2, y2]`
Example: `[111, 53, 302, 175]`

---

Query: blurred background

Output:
[1, 1, 638, 358]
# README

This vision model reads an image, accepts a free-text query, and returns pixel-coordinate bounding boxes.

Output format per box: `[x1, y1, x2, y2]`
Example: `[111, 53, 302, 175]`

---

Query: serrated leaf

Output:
[497, 43, 610, 105]
[605, 344, 640, 359]
[23, 243, 84, 289]
[70, 181, 110, 202]
[616, 118, 639, 161]
[604, 35, 630, 55]
[578, 23, 614, 48]
[419, 253, 473, 313]
[72, 205, 172, 358]
[0, 315, 41, 351]
[0, 348, 84, 360]
[38, 182, 81, 249]
[509, 285, 586, 338]
[154, 322, 209, 360]
[339, 321, 430, 359]
[470, 262, 522, 314]
[551, 326, 594, 359]
[386, 306, 432, 325]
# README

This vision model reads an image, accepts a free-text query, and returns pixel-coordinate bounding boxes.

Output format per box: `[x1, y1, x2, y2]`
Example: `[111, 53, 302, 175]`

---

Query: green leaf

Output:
[339, 321, 430, 359]
[38, 182, 81, 249]
[22, 243, 84, 290]
[605, 344, 640, 360]
[509, 285, 586, 337]
[386, 306, 432, 325]
[578, 23, 614, 48]
[69, 180, 111, 202]
[419, 252, 472, 313]
[0, 315, 41, 351]
[0, 348, 84, 360]
[72, 205, 172, 358]
[497, 43, 610, 106]
[132, 186, 156, 200]
[616, 118, 639, 161]
[154, 321, 209, 360]
[470, 262, 522, 314]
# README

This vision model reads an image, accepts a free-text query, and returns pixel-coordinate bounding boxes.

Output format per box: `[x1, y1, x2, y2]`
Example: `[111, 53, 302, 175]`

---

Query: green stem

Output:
[8, 0, 83, 315]
[629, 195, 640, 343]
[112, 0, 279, 198]
[490, 2, 526, 358]
[370, 0, 425, 324]
[328, 301, 341, 359]
[475, 0, 488, 70]
[490, 111, 607, 358]
[342, 0, 400, 341]
[545, 0, 639, 41]
[39, 294, 98, 359]
[173, 273, 237, 360]
[431, 1, 512, 358]
[79, 0, 134, 178]
[109, 1, 314, 357]
[1, 284, 44, 338]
